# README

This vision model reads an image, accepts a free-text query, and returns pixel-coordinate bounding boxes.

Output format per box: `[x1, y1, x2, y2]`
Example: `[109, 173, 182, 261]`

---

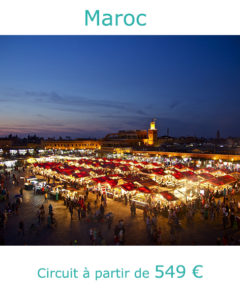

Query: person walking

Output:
[118, 229, 124, 245]
[124, 194, 128, 206]
[89, 228, 93, 244]
[143, 206, 148, 220]
[230, 213, 235, 228]
[18, 221, 24, 236]
[156, 227, 162, 245]
[100, 203, 105, 217]
[77, 207, 81, 220]
[106, 214, 113, 229]
[132, 202, 136, 216]
[146, 216, 151, 233]
[48, 204, 53, 215]
[69, 206, 73, 220]
[223, 212, 228, 229]
[87, 202, 91, 214]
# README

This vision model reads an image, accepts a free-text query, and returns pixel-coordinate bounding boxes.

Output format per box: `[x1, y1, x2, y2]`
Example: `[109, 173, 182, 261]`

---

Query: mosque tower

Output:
[148, 119, 158, 146]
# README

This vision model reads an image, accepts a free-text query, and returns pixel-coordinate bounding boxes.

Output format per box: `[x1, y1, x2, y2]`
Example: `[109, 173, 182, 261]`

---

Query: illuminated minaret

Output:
[148, 119, 158, 146]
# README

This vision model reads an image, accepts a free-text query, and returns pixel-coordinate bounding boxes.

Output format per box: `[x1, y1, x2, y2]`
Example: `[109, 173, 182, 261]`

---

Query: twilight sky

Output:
[0, 36, 240, 138]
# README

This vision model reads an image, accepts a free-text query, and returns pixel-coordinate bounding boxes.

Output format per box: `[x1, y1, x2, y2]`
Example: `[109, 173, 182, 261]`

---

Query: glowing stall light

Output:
[173, 186, 190, 202]
[19, 150, 27, 155]
[10, 150, 18, 156]
[4, 160, 17, 168]
[28, 149, 34, 154]
[27, 158, 37, 164]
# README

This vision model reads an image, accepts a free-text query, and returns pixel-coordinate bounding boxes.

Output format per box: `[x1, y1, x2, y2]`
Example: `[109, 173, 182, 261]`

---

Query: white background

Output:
[0, 246, 239, 300]
[0, 0, 240, 299]
[0, 0, 240, 34]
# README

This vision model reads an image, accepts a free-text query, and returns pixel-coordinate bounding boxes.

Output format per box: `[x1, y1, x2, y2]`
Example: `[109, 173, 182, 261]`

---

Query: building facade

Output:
[0, 138, 13, 149]
[41, 139, 101, 150]
[36, 120, 159, 151]
[101, 120, 159, 150]
[147, 119, 158, 146]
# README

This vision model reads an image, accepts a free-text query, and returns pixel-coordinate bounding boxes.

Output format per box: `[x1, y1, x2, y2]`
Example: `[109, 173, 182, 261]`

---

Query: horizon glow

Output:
[0, 36, 240, 139]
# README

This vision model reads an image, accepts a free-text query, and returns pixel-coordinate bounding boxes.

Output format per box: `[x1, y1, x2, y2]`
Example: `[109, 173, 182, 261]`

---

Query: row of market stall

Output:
[27, 156, 240, 208]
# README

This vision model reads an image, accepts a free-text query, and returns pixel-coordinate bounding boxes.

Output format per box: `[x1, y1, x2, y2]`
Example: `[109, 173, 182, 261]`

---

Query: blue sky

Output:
[0, 36, 239, 138]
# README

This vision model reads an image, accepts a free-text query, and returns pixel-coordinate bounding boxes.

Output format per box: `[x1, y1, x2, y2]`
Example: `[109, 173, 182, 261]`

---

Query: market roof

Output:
[137, 186, 151, 193]
[206, 175, 236, 186]
[160, 191, 178, 201]
[92, 176, 109, 183]
[199, 173, 215, 180]
[120, 183, 135, 191]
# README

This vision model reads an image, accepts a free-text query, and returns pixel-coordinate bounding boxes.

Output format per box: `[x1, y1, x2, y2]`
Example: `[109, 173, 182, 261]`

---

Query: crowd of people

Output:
[0, 170, 23, 228]
[2, 162, 240, 245]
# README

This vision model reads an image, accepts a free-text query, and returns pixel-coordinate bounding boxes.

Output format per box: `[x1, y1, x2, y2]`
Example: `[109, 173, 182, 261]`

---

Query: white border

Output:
[0, 0, 239, 35]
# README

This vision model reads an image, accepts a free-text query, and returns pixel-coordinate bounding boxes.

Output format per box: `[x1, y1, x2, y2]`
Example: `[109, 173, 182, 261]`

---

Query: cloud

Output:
[3, 88, 236, 138]
[0, 88, 154, 119]
[136, 109, 147, 115]
[22, 89, 153, 117]
[169, 100, 182, 110]
[25, 90, 128, 111]
[35, 113, 49, 120]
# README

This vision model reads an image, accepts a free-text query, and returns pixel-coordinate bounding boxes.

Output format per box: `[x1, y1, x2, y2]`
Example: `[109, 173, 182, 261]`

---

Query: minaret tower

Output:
[148, 119, 158, 146]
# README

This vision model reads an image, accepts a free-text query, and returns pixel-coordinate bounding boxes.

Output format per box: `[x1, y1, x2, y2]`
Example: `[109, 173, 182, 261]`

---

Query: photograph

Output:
[0, 35, 240, 246]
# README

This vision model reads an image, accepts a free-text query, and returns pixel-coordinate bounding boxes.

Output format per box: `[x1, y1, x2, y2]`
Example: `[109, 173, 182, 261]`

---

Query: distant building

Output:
[41, 139, 101, 150]
[102, 130, 148, 149]
[147, 119, 158, 146]
[0, 138, 13, 148]
[101, 120, 159, 150]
